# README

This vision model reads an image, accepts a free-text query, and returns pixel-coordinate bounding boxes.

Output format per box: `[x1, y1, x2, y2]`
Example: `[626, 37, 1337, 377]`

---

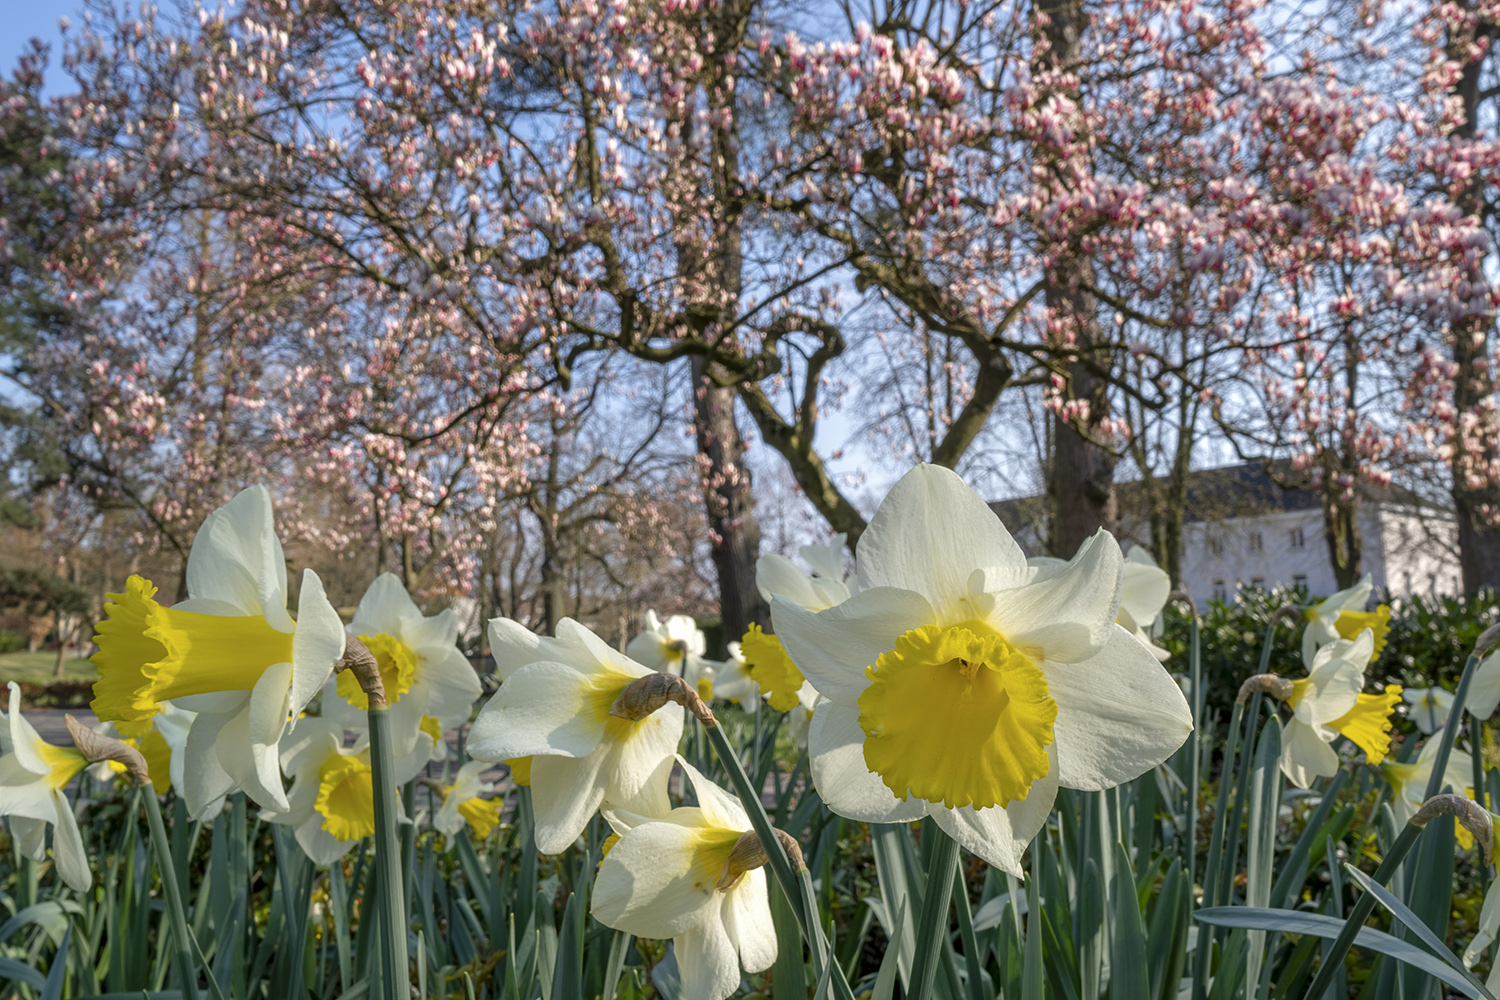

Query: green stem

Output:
[369, 705, 410, 997]
[143, 791, 200, 1000]
[1422, 653, 1480, 801]
[1194, 699, 1244, 1000]
[1300, 823, 1424, 1000]
[908, 826, 960, 1000]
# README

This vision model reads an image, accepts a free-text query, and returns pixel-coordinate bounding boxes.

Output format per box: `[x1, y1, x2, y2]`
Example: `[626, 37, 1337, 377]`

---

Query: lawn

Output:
[0, 649, 97, 684]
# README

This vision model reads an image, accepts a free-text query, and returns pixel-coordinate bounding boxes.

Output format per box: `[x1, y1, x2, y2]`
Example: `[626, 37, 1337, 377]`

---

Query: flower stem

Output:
[369, 704, 410, 997]
[142, 791, 200, 1000]
[907, 824, 960, 1000]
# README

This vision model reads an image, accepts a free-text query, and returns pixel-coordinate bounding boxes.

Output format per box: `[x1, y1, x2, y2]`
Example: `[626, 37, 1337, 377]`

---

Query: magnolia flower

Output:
[432, 760, 503, 842]
[264, 718, 434, 865]
[1468, 650, 1500, 720]
[627, 610, 708, 675]
[0, 682, 91, 890]
[773, 464, 1194, 874]
[1404, 687, 1457, 734]
[1030, 547, 1171, 661]
[1301, 574, 1391, 666]
[322, 573, 480, 757]
[468, 617, 682, 854]
[593, 759, 777, 1000]
[91, 486, 347, 817]
[1382, 737, 1474, 831]
[1278, 631, 1377, 788]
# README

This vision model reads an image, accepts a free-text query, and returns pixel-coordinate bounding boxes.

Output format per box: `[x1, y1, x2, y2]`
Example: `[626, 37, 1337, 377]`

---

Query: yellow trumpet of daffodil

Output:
[1302, 574, 1391, 666]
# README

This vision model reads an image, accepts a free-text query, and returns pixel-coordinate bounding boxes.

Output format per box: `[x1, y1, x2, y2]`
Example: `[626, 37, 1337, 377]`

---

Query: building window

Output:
[1213, 580, 1227, 601]
[1250, 576, 1265, 589]
[1290, 527, 1305, 550]
[1248, 531, 1263, 552]
[1292, 574, 1308, 591]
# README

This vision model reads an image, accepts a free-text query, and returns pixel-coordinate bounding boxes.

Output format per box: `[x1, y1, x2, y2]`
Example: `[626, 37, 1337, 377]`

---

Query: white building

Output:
[993, 462, 1462, 606]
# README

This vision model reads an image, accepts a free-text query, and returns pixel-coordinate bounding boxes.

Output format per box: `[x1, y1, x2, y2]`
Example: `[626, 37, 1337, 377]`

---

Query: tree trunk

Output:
[1321, 496, 1362, 590]
[1449, 17, 1500, 592]
[53, 616, 69, 678]
[692, 356, 766, 652]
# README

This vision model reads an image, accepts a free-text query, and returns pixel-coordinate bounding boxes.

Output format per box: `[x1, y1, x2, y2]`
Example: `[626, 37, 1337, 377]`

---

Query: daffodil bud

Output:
[65, 714, 150, 788]
[610, 671, 717, 727]
[334, 634, 387, 709]
[1412, 794, 1494, 865]
[1237, 674, 1295, 704]
[716, 828, 806, 890]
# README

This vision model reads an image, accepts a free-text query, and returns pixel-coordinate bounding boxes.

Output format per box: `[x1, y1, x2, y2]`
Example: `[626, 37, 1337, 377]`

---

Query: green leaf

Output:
[1110, 842, 1150, 1000]
[0, 956, 46, 990]
[1194, 907, 1489, 999]
[40, 925, 69, 1000]
[551, 893, 582, 1000]
[1341, 864, 1493, 1000]
[871, 895, 908, 1000]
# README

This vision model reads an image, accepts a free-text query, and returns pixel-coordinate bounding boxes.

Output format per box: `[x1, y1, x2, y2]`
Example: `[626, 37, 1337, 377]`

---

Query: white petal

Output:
[600, 710, 682, 818]
[756, 554, 826, 609]
[290, 570, 345, 716]
[215, 689, 291, 813]
[724, 869, 777, 974]
[1471, 653, 1500, 721]
[679, 758, 749, 831]
[808, 702, 928, 823]
[10, 816, 46, 860]
[490, 618, 546, 681]
[183, 712, 237, 819]
[1280, 720, 1339, 790]
[772, 588, 935, 707]
[383, 691, 431, 759]
[3, 686, 49, 776]
[186, 486, 293, 630]
[559, 618, 652, 677]
[801, 537, 847, 584]
[931, 747, 1058, 876]
[0, 759, 59, 821]
[351, 574, 422, 635]
[592, 819, 721, 938]
[51, 790, 91, 891]
[1043, 628, 1194, 791]
[988, 531, 1122, 664]
[418, 648, 482, 728]
[466, 662, 607, 761]
[854, 465, 1026, 619]
[674, 916, 743, 1000]
[433, 795, 463, 837]
[529, 752, 610, 854]
[1119, 551, 1170, 631]
[296, 819, 357, 866]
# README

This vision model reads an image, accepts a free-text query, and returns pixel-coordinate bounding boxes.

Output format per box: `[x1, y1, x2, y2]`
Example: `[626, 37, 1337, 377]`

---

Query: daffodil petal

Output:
[601, 719, 680, 818]
[772, 588, 936, 707]
[724, 870, 777, 974]
[930, 747, 1058, 877]
[0, 758, 60, 822]
[488, 617, 548, 680]
[418, 647, 483, 728]
[183, 712, 237, 819]
[297, 819, 356, 865]
[1471, 652, 1500, 720]
[675, 915, 744, 1000]
[592, 820, 721, 938]
[853, 465, 1026, 618]
[51, 789, 91, 891]
[1280, 720, 1339, 790]
[807, 701, 929, 823]
[10, 816, 46, 861]
[186, 485, 293, 629]
[353, 573, 423, 629]
[756, 554, 828, 608]
[1119, 549, 1170, 629]
[3, 687, 49, 775]
[680, 757, 749, 831]
[1042, 628, 1193, 791]
[987, 531, 1122, 664]
[529, 751, 611, 854]
[468, 662, 611, 760]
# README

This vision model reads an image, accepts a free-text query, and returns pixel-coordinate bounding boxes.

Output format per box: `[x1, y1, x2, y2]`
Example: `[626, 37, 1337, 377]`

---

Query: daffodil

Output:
[91, 486, 347, 817]
[738, 542, 846, 712]
[1301, 574, 1391, 666]
[627, 610, 707, 675]
[1382, 737, 1475, 837]
[263, 718, 435, 865]
[1277, 631, 1373, 788]
[772, 464, 1194, 875]
[710, 643, 760, 709]
[1029, 546, 1170, 661]
[592, 759, 777, 1000]
[468, 617, 682, 854]
[0, 682, 91, 890]
[321, 573, 479, 757]
[1404, 687, 1457, 734]
[432, 760, 503, 842]
[88, 702, 195, 795]
[1468, 650, 1500, 720]
[1465, 869, 1500, 989]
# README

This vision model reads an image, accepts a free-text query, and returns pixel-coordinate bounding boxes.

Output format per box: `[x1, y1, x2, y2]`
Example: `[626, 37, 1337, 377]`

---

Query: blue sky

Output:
[6, 0, 80, 91]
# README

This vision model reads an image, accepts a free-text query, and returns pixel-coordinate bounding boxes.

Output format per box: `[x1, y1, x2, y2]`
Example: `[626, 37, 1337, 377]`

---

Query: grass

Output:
[0, 649, 96, 684]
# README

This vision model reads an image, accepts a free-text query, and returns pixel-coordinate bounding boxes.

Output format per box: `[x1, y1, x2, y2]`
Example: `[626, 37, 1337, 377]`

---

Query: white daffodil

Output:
[738, 541, 846, 713]
[321, 573, 479, 758]
[772, 464, 1194, 875]
[1465, 874, 1500, 990]
[710, 643, 760, 710]
[627, 610, 708, 676]
[1405, 687, 1457, 734]
[0, 682, 91, 891]
[1382, 737, 1474, 829]
[91, 486, 347, 818]
[1278, 631, 1378, 788]
[262, 718, 434, 865]
[88, 702, 196, 795]
[1301, 574, 1391, 666]
[1028, 546, 1170, 661]
[1469, 650, 1500, 720]
[432, 760, 503, 843]
[468, 617, 682, 854]
[592, 759, 777, 1000]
